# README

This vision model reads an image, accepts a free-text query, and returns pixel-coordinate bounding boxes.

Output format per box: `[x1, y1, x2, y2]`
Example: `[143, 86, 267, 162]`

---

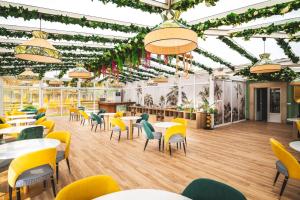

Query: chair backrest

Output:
[270, 138, 300, 179]
[296, 121, 300, 132]
[92, 113, 102, 124]
[8, 148, 56, 187]
[35, 112, 45, 120]
[79, 111, 89, 120]
[40, 120, 55, 134]
[11, 110, 25, 115]
[17, 126, 44, 140]
[182, 178, 246, 200]
[55, 175, 120, 200]
[137, 113, 149, 123]
[141, 120, 154, 139]
[0, 116, 6, 124]
[0, 123, 12, 129]
[111, 118, 126, 131]
[164, 125, 186, 146]
[98, 109, 106, 114]
[172, 118, 188, 126]
[114, 111, 124, 118]
[37, 107, 46, 114]
[69, 108, 78, 113]
[46, 130, 71, 158]
[35, 116, 47, 125]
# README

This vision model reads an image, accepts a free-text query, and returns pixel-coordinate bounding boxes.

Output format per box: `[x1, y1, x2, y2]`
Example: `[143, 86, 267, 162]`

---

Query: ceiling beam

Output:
[140, 0, 169, 9]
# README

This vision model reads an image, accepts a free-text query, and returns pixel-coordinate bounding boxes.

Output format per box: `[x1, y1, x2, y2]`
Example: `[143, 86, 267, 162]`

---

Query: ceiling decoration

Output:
[144, 10, 197, 55]
[250, 38, 281, 74]
[276, 38, 300, 64]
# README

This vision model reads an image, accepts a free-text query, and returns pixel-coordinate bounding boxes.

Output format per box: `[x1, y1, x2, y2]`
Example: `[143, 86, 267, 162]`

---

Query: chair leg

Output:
[8, 185, 12, 200]
[66, 158, 71, 173]
[95, 124, 98, 132]
[127, 130, 129, 139]
[183, 141, 186, 155]
[158, 139, 161, 151]
[176, 143, 178, 149]
[162, 138, 164, 152]
[56, 163, 59, 183]
[110, 131, 113, 140]
[273, 171, 280, 186]
[43, 180, 47, 189]
[50, 176, 56, 197]
[169, 143, 172, 156]
[185, 137, 187, 146]
[16, 187, 21, 200]
[144, 139, 149, 151]
[138, 128, 140, 136]
[279, 176, 289, 197]
[118, 131, 121, 142]
[91, 124, 94, 131]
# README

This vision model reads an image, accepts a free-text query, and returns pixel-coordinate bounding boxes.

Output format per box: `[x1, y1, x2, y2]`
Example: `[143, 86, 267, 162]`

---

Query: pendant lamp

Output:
[250, 38, 281, 73]
[153, 74, 168, 83]
[290, 78, 300, 86]
[15, 17, 61, 63]
[49, 78, 63, 86]
[17, 68, 39, 80]
[68, 64, 92, 79]
[144, 10, 198, 55]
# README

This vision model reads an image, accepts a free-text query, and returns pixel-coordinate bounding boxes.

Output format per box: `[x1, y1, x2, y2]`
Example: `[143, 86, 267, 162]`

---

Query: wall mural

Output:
[214, 80, 223, 125]
[166, 85, 178, 107]
[232, 82, 239, 122]
[238, 82, 246, 120]
[144, 93, 154, 107]
[224, 81, 232, 123]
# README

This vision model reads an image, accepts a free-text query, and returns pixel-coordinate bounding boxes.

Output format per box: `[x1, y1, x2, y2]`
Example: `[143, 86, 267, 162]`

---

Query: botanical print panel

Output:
[232, 82, 239, 122]
[223, 81, 232, 123]
[238, 82, 246, 120]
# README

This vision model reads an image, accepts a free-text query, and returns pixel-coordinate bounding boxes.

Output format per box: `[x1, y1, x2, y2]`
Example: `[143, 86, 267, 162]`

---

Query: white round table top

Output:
[153, 122, 181, 129]
[0, 125, 44, 135]
[99, 113, 116, 116]
[287, 118, 300, 122]
[0, 138, 60, 159]
[6, 118, 36, 124]
[7, 114, 36, 119]
[289, 141, 300, 152]
[94, 189, 191, 200]
[121, 116, 141, 121]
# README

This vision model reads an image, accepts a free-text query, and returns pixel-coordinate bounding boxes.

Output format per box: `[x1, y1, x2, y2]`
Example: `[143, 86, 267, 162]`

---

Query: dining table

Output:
[6, 114, 36, 119]
[6, 118, 36, 125]
[94, 189, 191, 200]
[153, 122, 181, 130]
[0, 125, 44, 135]
[121, 116, 141, 139]
[289, 141, 300, 152]
[287, 118, 300, 139]
[0, 138, 60, 159]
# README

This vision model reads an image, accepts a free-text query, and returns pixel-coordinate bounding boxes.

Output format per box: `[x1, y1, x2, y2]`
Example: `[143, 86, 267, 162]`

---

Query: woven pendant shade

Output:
[144, 10, 197, 55]
[49, 79, 63, 86]
[69, 65, 92, 79]
[15, 31, 61, 63]
[250, 53, 281, 73]
[17, 68, 39, 80]
[153, 75, 168, 83]
[290, 78, 300, 86]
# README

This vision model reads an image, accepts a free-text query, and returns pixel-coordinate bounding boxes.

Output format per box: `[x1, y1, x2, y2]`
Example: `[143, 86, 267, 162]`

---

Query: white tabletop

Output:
[0, 138, 60, 159]
[23, 111, 36, 114]
[289, 141, 300, 152]
[99, 113, 116, 116]
[94, 189, 191, 200]
[153, 122, 181, 129]
[7, 114, 36, 119]
[287, 118, 300, 122]
[6, 118, 36, 125]
[0, 125, 44, 135]
[121, 116, 141, 121]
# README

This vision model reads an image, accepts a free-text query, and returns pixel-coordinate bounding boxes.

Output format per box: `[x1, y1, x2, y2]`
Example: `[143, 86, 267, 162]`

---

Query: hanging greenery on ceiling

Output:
[0, 5, 148, 33]
[218, 36, 258, 64]
[236, 66, 299, 82]
[191, 0, 300, 36]
[172, 0, 219, 11]
[230, 21, 300, 40]
[194, 48, 234, 70]
[151, 57, 194, 74]
[276, 38, 299, 64]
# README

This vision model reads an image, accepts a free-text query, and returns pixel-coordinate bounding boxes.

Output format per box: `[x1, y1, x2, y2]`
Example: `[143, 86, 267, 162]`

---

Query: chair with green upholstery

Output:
[97, 109, 106, 126]
[182, 178, 246, 200]
[17, 126, 43, 140]
[91, 113, 104, 132]
[141, 120, 162, 151]
[133, 113, 149, 137]
[34, 112, 45, 120]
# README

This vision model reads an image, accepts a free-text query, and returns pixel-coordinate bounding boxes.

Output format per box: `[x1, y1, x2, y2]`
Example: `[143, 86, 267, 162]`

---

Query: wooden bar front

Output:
[98, 102, 135, 113]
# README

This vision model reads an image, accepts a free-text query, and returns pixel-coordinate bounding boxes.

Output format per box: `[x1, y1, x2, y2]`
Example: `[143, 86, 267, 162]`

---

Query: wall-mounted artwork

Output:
[224, 81, 232, 123]
[238, 82, 246, 120]
[144, 94, 154, 107]
[166, 85, 179, 107]
[232, 82, 239, 122]
[136, 85, 142, 106]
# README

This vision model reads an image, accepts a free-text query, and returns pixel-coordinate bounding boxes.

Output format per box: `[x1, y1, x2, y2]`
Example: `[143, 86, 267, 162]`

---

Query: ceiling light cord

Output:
[263, 37, 266, 54]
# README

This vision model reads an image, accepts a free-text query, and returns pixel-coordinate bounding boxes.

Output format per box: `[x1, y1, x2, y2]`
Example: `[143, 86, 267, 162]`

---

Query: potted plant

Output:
[200, 99, 217, 130]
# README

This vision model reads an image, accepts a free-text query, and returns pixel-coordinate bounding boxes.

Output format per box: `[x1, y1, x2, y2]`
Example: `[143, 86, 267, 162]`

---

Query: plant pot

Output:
[205, 113, 214, 130]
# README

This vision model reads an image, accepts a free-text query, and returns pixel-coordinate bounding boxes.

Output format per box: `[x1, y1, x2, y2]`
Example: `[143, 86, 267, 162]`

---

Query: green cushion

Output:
[18, 126, 43, 140]
[182, 178, 246, 200]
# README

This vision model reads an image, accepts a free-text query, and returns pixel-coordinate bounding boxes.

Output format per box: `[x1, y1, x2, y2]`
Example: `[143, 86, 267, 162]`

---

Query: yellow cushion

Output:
[46, 131, 71, 158]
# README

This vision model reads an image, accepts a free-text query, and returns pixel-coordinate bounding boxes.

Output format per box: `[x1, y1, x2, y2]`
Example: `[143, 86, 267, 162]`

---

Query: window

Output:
[270, 88, 280, 113]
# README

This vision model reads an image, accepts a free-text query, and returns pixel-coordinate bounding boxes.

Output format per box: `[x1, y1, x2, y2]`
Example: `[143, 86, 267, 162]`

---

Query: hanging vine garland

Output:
[151, 57, 194, 74]
[0, 5, 148, 33]
[276, 38, 300, 64]
[218, 36, 258, 64]
[172, 0, 219, 11]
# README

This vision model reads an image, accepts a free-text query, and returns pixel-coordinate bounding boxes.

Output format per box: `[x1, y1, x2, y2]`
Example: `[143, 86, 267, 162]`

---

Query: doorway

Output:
[256, 88, 268, 121]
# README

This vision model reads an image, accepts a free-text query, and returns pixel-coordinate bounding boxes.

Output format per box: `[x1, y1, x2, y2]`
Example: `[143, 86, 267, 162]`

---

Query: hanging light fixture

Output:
[250, 38, 281, 73]
[15, 15, 61, 63]
[68, 63, 92, 79]
[144, 10, 198, 55]
[152, 74, 168, 83]
[17, 68, 39, 80]
[290, 77, 300, 86]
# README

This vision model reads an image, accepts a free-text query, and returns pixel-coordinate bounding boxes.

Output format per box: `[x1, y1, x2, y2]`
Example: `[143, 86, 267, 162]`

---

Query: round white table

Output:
[154, 122, 181, 129]
[0, 138, 60, 159]
[121, 116, 141, 139]
[6, 118, 36, 125]
[6, 114, 36, 119]
[0, 125, 44, 135]
[94, 189, 191, 200]
[289, 141, 300, 152]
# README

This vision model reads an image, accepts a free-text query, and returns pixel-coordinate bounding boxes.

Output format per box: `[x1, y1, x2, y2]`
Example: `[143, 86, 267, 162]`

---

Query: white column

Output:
[178, 76, 182, 105]
[39, 80, 43, 107]
[0, 78, 4, 115]
[60, 88, 63, 116]
[193, 74, 196, 109]
[77, 79, 81, 107]
[208, 74, 214, 105]
[20, 88, 23, 109]
[93, 81, 96, 112]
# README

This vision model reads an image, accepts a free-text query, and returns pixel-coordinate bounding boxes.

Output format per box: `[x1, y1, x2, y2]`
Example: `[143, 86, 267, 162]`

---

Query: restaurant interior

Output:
[0, 0, 300, 199]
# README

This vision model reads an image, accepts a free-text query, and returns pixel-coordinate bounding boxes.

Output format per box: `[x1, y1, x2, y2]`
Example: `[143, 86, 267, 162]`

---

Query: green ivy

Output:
[276, 38, 300, 64]
[172, 0, 219, 11]
[0, 5, 148, 33]
[218, 36, 258, 64]
[151, 57, 194, 74]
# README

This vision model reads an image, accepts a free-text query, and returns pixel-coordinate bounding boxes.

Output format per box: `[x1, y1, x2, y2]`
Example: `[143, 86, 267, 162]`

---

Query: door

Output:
[268, 88, 281, 123]
[256, 88, 268, 121]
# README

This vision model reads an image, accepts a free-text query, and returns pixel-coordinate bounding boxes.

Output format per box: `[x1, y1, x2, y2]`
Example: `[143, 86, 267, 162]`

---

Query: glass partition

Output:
[43, 88, 62, 116]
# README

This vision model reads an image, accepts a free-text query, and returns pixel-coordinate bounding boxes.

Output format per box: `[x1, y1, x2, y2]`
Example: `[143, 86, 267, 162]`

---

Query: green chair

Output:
[97, 109, 106, 127]
[91, 113, 104, 132]
[182, 178, 246, 200]
[133, 113, 149, 136]
[34, 112, 45, 120]
[17, 126, 44, 140]
[141, 120, 162, 151]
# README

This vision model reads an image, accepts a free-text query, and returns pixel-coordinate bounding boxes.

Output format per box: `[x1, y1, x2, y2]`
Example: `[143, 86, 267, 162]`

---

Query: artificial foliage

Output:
[151, 57, 194, 74]
[218, 36, 258, 64]
[230, 21, 300, 40]
[276, 38, 300, 64]
[172, 0, 219, 11]
[0, 5, 147, 33]
[194, 48, 234, 70]
[236, 66, 299, 82]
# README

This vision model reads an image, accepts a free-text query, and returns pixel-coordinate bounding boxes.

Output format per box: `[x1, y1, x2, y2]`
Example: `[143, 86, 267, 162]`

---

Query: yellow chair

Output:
[296, 121, 300, 138]
[0, 124, 18, 141]
[164, 125, 187, 156]
[79, 110, 89, 125]
[171, 118, 188, 145]
[0, 116, 7, 124]
[40, 120, 55, 135]
[46, 130, 71, 183]
[114, 111, 124, 118]
[270, 138, 300, 197]
[69, 108, 79, 121]
[55, 175, 120, 200]
[8, 148, 57, 200]
[11, 110, 25, 115]
[34, 116, 47, 125]
[110, 118, 128, 141]
[37, 107, 47, 114]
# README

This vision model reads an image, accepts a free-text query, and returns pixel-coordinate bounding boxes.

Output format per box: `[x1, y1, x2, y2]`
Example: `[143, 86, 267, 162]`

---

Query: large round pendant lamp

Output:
[250, 38, 281, 73]
[49, 78, 63, 86]
[17, 68, 39, 80]
[144, 10, 198, 55]
[68, 64, 92, 79]
[15, 31, 61, 63]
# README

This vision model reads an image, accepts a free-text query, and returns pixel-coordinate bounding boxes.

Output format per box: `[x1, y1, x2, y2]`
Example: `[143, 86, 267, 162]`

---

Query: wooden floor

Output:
[1, 117, 300, 200]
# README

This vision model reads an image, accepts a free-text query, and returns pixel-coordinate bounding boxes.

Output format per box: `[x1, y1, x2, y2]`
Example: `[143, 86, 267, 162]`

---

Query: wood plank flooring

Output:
[1, 117, 300, 200]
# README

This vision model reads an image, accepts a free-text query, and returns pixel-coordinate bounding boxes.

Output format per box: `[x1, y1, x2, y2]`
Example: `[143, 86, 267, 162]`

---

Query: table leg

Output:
[106, 116, 110, 131]
[292, 122, 299, 139]
[129, 120, 133, 140]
